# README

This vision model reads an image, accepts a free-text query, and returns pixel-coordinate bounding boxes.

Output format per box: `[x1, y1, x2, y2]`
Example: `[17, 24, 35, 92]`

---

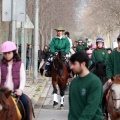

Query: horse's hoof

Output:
[60, 104, 64, 109]
[53, 101, 58, 109]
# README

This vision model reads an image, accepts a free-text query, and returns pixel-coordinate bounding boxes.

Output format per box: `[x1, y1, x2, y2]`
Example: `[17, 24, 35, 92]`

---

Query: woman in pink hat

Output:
[0, 41, 30, 120]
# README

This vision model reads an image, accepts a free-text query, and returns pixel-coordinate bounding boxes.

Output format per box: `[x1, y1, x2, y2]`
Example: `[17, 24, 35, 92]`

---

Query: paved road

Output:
[33, 80, 69, 120]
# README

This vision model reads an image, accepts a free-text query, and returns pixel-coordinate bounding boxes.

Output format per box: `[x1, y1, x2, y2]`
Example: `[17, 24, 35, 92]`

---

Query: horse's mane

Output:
[58, 52, 64, 69]
[113, 75, 120, 84]
[0, 87, 10, 106]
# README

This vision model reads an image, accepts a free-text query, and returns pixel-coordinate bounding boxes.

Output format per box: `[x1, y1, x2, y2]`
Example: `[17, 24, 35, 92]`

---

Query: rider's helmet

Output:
[85, 37, 88, 41]
[96, 38, 104, 48]
[96, 38, 104, 43]
[117, 34, 120, 42]
[78, 39, 83, 43]
[55, 26, 65, 31]
[0, 41, 17, 53]
[86, 50, 92, 54]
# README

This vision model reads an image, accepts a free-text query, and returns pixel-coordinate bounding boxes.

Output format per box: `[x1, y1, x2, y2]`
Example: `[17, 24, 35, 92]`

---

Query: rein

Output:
[5, 94, 20, 120]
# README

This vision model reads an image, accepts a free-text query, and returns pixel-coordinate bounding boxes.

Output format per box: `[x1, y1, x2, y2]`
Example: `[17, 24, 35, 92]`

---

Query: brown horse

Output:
[51, 52, 68, 109]
[0, 87, 35, 120]
[107, 75, 120, 120]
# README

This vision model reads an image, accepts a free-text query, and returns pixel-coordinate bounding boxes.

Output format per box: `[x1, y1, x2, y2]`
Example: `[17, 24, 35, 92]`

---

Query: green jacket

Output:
[106, 50, 120, 79]
[50, 37, 70, 54]
[92, 49, 108, 64]
[76, 45, 84, 52]
[68, 73, 103, 120]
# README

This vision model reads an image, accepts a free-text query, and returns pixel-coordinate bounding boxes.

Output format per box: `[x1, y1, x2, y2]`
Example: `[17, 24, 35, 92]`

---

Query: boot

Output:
[40, 68, 44, 76]
[45, 70, 51, 77]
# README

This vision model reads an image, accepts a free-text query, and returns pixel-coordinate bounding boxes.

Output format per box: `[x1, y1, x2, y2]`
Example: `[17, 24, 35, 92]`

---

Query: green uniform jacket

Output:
[76, 45, 84, 52]
[50, 37, 70, 54]
[68, 73, 103, 120]
[92, 49, 108, 64]
[106, 50, 120, 79]
[83, 42, 87, 49]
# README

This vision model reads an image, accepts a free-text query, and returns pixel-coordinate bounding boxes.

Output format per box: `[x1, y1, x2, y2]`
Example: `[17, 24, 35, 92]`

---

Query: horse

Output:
[51, 51, 68, 109]
[89, 62, 107, 85]
[107, 75, 120, 120]
[0, 87, 35, 120]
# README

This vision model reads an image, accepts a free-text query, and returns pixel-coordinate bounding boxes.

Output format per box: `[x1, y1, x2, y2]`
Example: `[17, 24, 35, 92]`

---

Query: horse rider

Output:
[0, 41, 30, 120]
[76, 40, 85, 52]
[103, 34, 120, 91]
[86, 49, 93, 68]
[91, 38, 108, 84]
[64, 31, 75, 57]
[45, 26, 70, 77]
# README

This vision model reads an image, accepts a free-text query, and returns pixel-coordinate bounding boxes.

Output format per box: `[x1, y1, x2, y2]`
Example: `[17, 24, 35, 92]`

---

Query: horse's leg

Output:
[60, 90, 64, 109]
[59, 83, 65, 109]
[53, 84, 58, 108]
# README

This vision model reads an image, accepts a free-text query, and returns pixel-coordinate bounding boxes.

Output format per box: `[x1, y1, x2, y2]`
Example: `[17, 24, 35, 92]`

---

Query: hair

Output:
[117, 34, 120, 42]
[70, 51, 89, 68]
[2, 50, 21, 62]
[65, 31, 70, 37]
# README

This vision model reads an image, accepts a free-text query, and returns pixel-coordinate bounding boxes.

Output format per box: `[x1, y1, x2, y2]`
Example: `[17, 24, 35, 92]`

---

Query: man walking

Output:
[68, 51, 103, 120]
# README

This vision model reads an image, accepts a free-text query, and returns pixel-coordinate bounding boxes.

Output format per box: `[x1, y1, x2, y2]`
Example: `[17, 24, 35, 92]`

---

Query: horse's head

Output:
[53, 52, 66, 69]
[52, 51, 66, 76]
[0, 87, 12, 118]
[110, 75, 120, 110]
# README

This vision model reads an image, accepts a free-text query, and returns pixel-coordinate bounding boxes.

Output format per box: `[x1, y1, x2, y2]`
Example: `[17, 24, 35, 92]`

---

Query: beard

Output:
[73, 69, 83, 75]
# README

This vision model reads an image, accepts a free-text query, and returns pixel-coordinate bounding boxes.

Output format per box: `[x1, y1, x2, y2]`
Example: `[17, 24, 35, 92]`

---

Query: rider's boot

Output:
[45, 70, 51, 77]
[20, 94, 30, 120]
[65, 60, 73, 78]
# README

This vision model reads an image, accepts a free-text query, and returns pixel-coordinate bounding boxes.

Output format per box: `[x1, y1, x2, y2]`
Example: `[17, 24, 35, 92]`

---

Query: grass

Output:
[35, 87, 41, 92]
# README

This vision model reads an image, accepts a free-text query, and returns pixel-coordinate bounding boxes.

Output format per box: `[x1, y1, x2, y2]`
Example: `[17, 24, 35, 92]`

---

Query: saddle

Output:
[11, 96, 26, 120]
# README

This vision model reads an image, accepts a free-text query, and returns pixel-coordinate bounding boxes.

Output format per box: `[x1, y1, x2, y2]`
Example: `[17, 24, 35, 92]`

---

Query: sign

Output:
[2, 0, 12, 21]
[2, 0, 26, 22]
[16, 0, 26, 22]
[17, 14, 34, 29]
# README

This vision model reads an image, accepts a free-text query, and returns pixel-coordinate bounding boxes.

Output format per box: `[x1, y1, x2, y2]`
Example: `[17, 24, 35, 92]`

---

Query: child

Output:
[86, 49, 93, 68]
[0, 41, 30, 120]
[92, 38, 108, 84]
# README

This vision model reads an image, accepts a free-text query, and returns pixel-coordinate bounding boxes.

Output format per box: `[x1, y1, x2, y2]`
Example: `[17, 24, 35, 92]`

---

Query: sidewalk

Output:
[23, 72, 50, 107]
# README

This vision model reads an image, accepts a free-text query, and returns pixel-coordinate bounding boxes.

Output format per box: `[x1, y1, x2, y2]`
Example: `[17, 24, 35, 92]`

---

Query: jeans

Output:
[20, 93, 30, 120]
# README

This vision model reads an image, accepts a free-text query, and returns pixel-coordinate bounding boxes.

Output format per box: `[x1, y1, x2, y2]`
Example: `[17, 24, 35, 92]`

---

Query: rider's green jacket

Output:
[92, 48, 108, 64]
[106, 50, 120, 79]
[76, 45, 85, 52]
[49, 37, 70, 54]
[68, 72, 103, 120]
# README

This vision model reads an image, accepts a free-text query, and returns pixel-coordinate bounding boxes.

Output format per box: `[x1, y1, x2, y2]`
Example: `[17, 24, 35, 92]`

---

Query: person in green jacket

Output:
[86, 49, 93, 68]
[91, 38, 108, 84]
[45, 26, 70, 77]
[68, 51, 103, 120]
[103, 34, 120, 91]
[76, 40, 85, 52]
